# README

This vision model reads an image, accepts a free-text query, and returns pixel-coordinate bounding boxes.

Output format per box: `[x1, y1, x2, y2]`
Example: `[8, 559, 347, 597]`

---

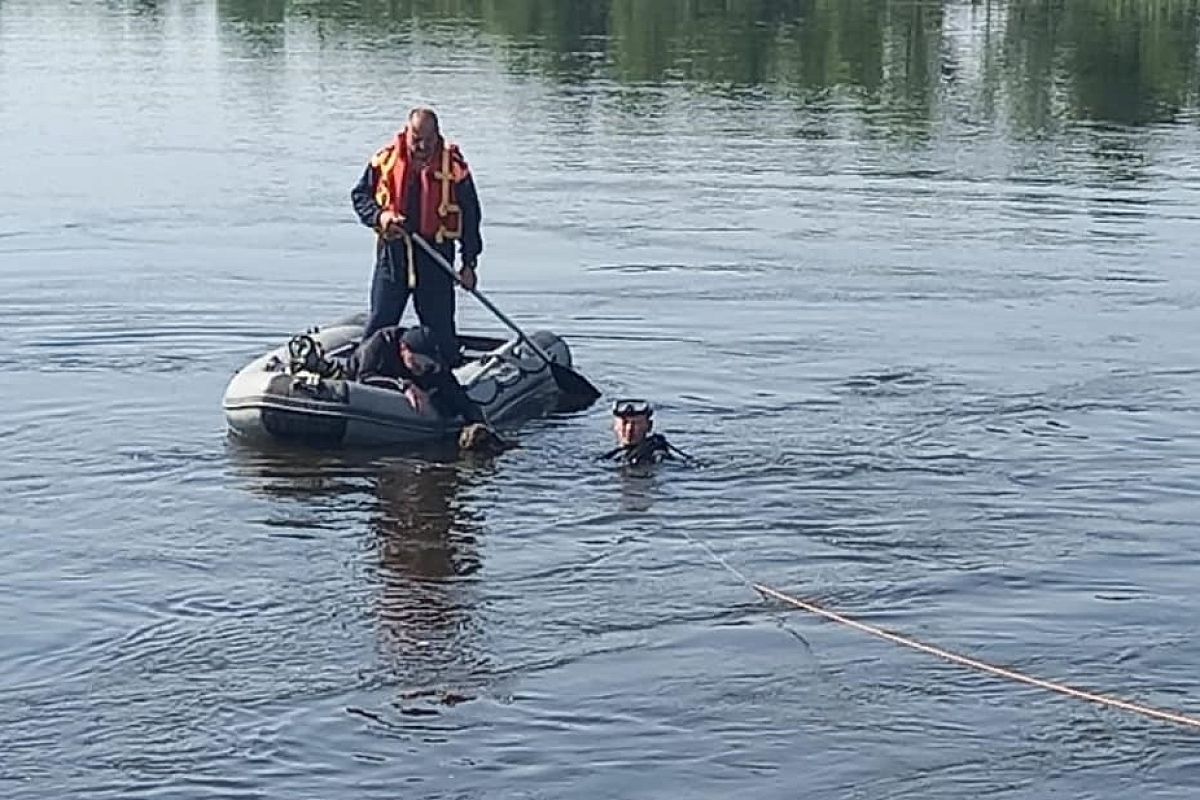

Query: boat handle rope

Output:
[672, 525, 1200, 733]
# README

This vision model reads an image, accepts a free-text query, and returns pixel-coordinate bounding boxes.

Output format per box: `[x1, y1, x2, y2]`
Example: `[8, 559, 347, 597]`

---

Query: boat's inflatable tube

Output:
[222, 318, 574, 447]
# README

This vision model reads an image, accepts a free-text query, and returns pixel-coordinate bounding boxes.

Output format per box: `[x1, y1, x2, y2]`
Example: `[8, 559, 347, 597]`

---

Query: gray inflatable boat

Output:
[223, 317, 577, 447]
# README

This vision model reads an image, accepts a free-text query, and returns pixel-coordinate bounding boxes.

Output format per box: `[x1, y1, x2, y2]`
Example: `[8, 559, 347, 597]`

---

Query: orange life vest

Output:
[371, 130, 471, 243]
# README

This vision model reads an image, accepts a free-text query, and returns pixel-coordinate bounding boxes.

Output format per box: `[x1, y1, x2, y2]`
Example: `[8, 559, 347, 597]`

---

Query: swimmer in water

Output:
[600, 399, 689, 466]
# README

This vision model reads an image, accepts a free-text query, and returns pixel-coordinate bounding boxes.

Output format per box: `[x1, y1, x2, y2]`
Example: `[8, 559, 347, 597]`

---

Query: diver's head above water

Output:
[612, 398, 654, 448]
[603, 399, 696, 467]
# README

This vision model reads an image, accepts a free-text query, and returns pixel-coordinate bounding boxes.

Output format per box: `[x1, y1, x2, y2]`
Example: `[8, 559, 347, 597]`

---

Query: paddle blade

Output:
[550, 362, 601, 412]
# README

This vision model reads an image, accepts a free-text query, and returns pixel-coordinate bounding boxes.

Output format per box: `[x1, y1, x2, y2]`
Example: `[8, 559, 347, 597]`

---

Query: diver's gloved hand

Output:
[458, 423, 512, 455]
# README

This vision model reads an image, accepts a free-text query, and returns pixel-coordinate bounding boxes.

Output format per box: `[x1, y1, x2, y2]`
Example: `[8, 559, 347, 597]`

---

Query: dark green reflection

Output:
[999, 0, 1200, 127]
[218, 0, 285, 24]
[213, 0, 1200, 127]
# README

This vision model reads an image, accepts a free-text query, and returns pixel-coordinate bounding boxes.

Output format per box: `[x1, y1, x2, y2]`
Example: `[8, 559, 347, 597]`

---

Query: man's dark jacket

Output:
[346, 326, 484, 424]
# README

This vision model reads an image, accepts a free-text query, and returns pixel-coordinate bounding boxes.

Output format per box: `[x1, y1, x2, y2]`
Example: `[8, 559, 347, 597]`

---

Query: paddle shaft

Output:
[410, 234, 566, 372]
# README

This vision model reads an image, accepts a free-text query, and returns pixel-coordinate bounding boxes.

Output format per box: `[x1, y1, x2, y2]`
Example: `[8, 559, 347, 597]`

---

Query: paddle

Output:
[410, 233, 602, 410]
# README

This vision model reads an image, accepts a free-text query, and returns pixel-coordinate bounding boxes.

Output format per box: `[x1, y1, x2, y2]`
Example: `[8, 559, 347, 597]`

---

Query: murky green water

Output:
[3, 1, 1200, 797]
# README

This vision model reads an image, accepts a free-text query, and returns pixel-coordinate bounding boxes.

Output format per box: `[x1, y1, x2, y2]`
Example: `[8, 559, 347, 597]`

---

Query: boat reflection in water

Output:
[226, 439, 500, 710]
[370, 449, 494, 707]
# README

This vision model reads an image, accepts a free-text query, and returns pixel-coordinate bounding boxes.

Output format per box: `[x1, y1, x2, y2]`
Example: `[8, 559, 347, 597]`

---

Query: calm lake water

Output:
[3, 1, 1200, 797]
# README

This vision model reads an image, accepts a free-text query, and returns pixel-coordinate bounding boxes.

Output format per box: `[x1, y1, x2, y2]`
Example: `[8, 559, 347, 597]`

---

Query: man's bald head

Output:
[405, 107, 441, 163]
[408, 106, 440, 132]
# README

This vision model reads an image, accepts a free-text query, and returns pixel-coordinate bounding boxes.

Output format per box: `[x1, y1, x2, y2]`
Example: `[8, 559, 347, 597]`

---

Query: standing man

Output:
[351, 107, 483, 365]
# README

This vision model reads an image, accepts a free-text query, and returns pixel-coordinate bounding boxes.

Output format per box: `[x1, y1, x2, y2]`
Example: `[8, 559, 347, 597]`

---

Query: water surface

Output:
[3, 1, 1200, 797]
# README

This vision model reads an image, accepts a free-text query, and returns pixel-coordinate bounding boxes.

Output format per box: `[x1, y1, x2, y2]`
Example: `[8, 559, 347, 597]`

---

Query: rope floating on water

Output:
[673, 528, 1200, 732]
[751, 583, 1200, 732]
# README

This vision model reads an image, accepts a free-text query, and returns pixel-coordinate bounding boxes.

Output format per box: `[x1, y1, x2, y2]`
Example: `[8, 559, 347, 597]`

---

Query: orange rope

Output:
[753, 582, 1200, 732]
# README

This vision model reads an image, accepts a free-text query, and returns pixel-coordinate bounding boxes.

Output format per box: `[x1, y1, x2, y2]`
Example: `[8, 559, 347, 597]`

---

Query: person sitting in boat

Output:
[347, 323, 488, 428]
[600, 399, 685, 466]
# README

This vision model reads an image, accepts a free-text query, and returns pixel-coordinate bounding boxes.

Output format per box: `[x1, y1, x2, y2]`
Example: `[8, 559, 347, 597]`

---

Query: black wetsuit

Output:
[601, 433, 675, 467]
[345, 326, 485, 424]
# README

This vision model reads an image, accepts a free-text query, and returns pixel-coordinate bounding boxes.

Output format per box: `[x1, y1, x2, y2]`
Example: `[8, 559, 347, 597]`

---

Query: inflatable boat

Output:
[222, 316, 581, 447]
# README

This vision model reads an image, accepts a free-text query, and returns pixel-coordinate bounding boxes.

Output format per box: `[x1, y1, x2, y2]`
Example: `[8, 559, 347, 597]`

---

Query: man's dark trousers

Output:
[365, 238, 459, 365]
